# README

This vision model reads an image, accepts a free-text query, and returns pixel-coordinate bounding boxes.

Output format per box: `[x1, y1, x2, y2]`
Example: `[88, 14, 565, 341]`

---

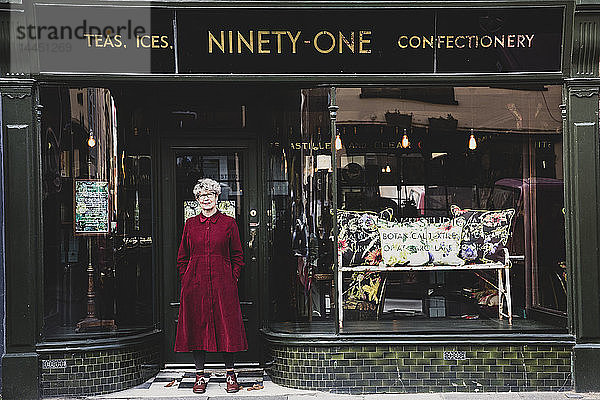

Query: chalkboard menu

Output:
[74, 180, 110, 235]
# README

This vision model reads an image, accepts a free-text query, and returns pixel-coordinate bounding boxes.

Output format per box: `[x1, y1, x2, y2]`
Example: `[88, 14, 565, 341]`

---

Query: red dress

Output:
[174, 211, 248, 353]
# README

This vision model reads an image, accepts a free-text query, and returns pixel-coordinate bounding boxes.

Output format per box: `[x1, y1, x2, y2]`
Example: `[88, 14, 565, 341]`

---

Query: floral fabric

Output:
[450, 205, 516, 262]
[344, 272, 384, 311]
[337, 210, 382, 266]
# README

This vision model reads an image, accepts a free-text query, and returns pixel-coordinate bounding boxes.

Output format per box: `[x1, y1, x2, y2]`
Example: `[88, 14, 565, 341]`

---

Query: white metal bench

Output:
[337, 248, 513, 329]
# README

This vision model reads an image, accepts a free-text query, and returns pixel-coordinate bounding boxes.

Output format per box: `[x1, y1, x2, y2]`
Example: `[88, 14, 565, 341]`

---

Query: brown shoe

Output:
[226, 373, 240, 393]
[193, 374, 208, 394]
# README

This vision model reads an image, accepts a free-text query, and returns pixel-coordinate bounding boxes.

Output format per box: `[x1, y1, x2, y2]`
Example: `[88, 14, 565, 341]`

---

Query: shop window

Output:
[267, 88, 336, 331]
[41, 86, 154, 337]
[335, 86, 566, 331]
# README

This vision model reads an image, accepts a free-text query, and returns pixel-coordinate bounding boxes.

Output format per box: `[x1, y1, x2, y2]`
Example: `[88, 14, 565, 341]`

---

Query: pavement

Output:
[44, 369, 600, 400]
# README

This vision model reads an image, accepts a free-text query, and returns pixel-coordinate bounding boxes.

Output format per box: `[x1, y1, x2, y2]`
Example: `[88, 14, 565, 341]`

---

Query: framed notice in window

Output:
[74, 179, 110, 235]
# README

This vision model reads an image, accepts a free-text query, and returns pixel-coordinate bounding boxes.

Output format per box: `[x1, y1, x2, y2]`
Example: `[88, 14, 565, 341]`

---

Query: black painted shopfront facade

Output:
[2, 0, 600, 398]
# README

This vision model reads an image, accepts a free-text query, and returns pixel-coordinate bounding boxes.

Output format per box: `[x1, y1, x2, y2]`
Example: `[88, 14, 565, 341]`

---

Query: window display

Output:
[335, 86, 566, 331]
[41, 86, 155, 337]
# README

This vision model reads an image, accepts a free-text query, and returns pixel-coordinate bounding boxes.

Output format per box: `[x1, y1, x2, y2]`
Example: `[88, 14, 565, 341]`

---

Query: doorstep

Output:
[83, 367, 316, 399]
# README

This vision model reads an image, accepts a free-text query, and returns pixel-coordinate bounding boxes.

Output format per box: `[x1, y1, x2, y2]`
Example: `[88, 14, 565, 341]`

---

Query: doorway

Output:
[160, 137, 260, 364]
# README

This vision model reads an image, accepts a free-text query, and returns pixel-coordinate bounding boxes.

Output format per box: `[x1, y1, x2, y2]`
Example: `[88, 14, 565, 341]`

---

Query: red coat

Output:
[174, 211, 248, 353]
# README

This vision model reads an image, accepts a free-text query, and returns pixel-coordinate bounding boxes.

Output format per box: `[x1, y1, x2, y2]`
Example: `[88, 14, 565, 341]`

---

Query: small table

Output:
[337, 251, 513, 329]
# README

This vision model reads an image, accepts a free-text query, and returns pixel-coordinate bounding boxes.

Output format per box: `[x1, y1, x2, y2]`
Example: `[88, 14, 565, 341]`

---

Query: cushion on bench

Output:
[337, 210, 381, 266]
[427, 219, 465, 265]
[378, 217, 464, 266]
[378, 218, 430, 266]
[338, 207, 515, 266]
[450, 205, 516, 263]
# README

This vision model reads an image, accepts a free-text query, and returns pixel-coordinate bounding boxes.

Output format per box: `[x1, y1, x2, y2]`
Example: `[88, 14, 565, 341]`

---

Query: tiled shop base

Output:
[40, 341, 160, 397]
[266, 343, 574, 394]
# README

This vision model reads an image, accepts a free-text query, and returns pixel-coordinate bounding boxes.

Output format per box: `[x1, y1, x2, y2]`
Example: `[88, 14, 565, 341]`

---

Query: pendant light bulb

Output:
[468, 129, 477, 150]
[335, 134, 342, 150]
[87, 130, 96, 148]
[401, 129, 410, 149]
[385, 165, 391, 173]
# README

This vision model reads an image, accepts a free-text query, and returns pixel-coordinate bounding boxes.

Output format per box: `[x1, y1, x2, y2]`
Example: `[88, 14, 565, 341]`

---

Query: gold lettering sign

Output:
[207, 30, 535, 55]
[396, 34, 535, 49]
[207, 30, 372, 54]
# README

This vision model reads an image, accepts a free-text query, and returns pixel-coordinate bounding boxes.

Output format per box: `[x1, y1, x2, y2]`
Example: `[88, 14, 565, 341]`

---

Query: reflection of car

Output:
[492, 177, 563, 209]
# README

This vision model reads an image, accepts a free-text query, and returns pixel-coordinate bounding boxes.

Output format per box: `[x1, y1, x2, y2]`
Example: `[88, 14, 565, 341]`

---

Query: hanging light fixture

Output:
[469, 95, 477, 151]
[385, 165, 391, 173]
[87, 130, 96, 148]
[401, 128, 410, 149]
[335, 133, 342, 150]
[468, 128, 477, 150]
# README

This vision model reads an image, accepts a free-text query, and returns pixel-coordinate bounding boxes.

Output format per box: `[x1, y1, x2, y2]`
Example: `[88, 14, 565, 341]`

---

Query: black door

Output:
[160, 138, 260, 364]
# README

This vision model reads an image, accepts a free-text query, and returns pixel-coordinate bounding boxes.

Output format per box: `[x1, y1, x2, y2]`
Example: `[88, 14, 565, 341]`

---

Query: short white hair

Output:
[193, 178, 221, 197]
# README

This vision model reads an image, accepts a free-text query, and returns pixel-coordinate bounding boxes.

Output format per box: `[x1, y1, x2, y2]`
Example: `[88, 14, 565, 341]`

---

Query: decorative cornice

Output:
[5, 124, 29, 130]
[571, 87, 599, 98]
[1, 92, 31, 99]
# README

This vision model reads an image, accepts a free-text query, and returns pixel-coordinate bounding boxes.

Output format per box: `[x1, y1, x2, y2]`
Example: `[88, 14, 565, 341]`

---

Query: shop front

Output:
[4, 0, 600, 398]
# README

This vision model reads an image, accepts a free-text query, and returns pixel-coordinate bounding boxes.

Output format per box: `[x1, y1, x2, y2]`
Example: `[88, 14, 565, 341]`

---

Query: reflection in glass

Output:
[41, 86, 154, 337]
[267, 88, 335, 332]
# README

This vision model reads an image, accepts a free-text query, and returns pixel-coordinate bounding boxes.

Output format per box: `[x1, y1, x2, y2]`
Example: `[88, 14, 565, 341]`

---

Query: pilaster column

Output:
[566, 84, 600, 392]
[1, 80, 41, 400]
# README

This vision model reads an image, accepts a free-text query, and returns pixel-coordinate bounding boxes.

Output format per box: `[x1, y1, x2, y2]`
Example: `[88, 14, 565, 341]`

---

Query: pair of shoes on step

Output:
[193, 373, 240, 394]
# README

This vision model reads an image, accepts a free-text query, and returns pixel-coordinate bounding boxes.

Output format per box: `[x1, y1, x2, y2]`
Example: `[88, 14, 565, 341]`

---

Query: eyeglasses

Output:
[196, 193, 217, 199]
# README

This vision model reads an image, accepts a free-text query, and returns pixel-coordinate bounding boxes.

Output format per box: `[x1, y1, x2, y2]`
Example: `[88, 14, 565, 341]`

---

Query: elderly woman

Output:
[175, 178, 247, 394]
